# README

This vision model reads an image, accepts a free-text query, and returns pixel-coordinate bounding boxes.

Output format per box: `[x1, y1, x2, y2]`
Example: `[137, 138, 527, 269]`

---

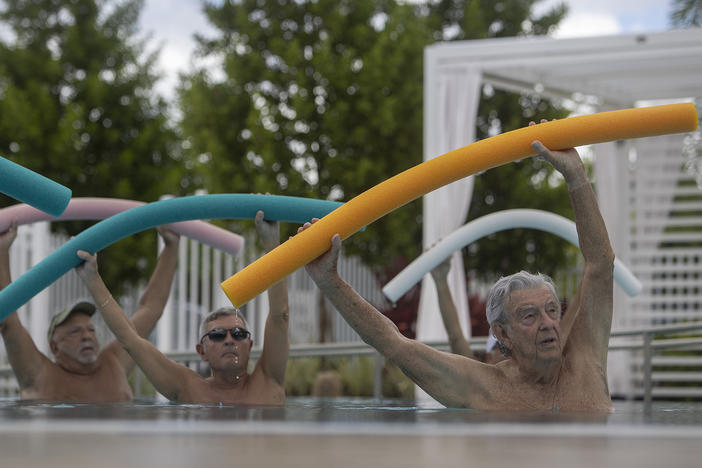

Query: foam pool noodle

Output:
[0, 155, 71, 217]
[0, 194, 345, 320]
[221, 102, 698, 307]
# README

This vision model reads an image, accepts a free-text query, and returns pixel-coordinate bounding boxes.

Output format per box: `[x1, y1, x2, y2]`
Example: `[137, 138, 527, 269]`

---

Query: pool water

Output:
[1, 398, 701, 467]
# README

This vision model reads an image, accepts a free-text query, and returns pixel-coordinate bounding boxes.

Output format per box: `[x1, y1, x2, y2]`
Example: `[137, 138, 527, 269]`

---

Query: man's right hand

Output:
[75, 250, 100, 286]
[157, 225, 180, 247]
[255, 209, 281, 252]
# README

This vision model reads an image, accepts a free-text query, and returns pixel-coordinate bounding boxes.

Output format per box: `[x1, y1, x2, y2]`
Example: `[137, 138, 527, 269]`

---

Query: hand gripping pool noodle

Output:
[221, 102, 698, 307]
[381, 209, 642, 302]
[0, 198, 245, 256]
[0, 155, 72, 217]
[0, 194, 344, 321]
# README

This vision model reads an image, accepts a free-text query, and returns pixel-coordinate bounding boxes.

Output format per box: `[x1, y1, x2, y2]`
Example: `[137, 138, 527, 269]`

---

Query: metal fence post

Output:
[643, 332, 653, 412]
[373, 352, 383, 400]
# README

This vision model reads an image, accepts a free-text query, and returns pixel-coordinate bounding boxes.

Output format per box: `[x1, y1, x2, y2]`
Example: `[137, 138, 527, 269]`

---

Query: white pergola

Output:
[420, 28, 702, 398]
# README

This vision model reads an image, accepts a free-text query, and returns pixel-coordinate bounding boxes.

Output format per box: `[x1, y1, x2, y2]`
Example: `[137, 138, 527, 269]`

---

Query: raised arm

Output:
[430, 257, 475, 359]
[130, 227, 179, 337]
[0, 222, 51, 390]
[302, 222, 492, 408]
[254, 210, 289, 386]
[101, 227, 179, 373]
[532, 136, 615, 360]
[75, 250, 196, 401]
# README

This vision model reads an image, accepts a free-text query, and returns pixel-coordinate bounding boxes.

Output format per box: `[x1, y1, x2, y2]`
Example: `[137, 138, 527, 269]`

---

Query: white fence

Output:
[0, 220, 383, 396]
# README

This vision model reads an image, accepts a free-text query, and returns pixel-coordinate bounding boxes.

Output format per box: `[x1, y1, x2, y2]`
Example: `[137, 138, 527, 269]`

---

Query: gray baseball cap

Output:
[47, 301, 96, 342]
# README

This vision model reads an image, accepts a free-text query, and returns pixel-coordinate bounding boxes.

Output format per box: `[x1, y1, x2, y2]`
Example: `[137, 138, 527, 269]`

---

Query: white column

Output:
[593, 138, 632, 397]
[417, 59, 482, 405]
[28, 222, 51, 354]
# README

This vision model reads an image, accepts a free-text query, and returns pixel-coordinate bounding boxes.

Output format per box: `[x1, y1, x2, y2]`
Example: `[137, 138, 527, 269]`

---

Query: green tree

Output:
[422, 1, 575, 281]
[0, 0, 184, 294]
[180, 0, 571, 283]
[180, 0, 429, 262]
[670, 0, 702, 27]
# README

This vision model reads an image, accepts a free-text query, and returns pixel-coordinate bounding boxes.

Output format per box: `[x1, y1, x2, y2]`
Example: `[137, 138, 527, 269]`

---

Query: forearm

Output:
[0, 250, 14, 334]
[0, 311, 22, 336]
[83, 277, 140, 347]
[566, 174, 615, 270]
[0, 250, 11, 290]
[434, 281, 474, 358]
[259, 278, 290, 383]
[314, 273, 403, 356]
[267, 277, 290, 324]
[131, 243, 178, 335]
[563, 174, 615, 355]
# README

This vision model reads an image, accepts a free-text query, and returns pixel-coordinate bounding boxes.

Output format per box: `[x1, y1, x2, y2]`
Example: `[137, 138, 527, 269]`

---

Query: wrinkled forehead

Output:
[507, 285, 558, 314]
[53, 313, 95, 338]
[205, 314, 247, 333]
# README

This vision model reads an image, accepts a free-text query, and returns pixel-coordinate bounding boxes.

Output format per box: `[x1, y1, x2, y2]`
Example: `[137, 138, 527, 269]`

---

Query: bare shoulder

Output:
[98, 340, 124, 361]
[249, 363, 286, 398]
[437, 354, 509, 408]
[171, 368, 212, 402]
[18, 356, 56, 394]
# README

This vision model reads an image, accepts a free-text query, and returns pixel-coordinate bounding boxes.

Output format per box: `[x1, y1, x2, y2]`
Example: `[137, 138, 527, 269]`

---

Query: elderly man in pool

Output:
[0, 225, 179, 401]
[75, 211, 289, 405]
[300, 137, 614, 412]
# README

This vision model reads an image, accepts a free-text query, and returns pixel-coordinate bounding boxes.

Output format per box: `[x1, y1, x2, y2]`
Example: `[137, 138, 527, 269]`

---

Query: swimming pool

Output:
[1, 398, 701, 468]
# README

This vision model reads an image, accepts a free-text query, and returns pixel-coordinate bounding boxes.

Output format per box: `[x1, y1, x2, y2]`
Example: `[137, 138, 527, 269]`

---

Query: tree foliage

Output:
[0, 0, 184, 294]
[670, 0, 702, 27]
[180, 0, 573, 282]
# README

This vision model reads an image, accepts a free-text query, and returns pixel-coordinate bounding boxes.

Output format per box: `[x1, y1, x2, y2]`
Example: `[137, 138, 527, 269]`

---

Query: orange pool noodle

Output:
[222, 102, 699, 307]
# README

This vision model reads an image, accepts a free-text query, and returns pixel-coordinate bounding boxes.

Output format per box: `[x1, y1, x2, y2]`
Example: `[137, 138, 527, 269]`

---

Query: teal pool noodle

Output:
[0, 194, 343, 321]
[0, 155, 72, 217]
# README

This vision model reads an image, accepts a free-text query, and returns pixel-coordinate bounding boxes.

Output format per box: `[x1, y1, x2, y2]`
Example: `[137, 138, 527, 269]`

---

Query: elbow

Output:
[123, 334, 150, 357]
[587, 250, 615, 278]
[373, 324, 407, 361]
[273, 303, 290, 324]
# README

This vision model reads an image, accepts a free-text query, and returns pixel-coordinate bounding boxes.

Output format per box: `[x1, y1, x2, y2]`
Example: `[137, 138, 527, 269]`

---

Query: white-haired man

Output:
[301, 131, 614, 411]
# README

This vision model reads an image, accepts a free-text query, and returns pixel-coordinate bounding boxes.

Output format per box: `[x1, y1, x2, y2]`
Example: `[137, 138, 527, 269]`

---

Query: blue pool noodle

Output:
[382, 209, 642, 302]
[0, 194, 343, 321]
[0, 155, 72, 217]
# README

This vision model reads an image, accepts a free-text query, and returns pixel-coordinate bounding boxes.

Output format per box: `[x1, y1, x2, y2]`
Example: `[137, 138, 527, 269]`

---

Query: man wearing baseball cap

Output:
[0, 222, 179, 401]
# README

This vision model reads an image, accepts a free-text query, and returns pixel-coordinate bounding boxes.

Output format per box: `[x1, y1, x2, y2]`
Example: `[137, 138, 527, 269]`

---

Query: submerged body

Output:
[302, 131, 614, 412]
[0, 226, 179, 402]
[76, 209, 289, 406]
[166, 313, 286, 406]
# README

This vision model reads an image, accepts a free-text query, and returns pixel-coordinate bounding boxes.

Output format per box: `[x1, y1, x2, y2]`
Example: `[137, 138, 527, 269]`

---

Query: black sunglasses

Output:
[200, 327, 251, 343]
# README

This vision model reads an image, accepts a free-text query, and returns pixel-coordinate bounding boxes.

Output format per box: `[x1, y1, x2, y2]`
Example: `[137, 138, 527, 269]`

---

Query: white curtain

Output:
[593, 139, 632, 397]
[416, 66, 482, 405]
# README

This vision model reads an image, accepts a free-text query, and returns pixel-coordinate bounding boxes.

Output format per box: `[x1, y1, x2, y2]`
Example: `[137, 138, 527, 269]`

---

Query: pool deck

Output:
[1, 399, 701, 468]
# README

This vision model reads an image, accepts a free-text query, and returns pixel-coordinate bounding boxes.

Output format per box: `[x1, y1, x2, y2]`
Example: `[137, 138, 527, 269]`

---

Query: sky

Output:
[0, 0, 677, 99]
[139, 0, 676, 100]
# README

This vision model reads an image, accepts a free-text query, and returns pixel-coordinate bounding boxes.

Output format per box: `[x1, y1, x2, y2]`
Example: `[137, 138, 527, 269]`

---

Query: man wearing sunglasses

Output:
[0, 224, 179, 401]
[75, 210, 289, 405]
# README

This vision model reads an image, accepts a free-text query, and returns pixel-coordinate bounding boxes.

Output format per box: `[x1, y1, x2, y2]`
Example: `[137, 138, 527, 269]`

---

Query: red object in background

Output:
[377, 257, 419, 339]
[469, 294, 489, 337]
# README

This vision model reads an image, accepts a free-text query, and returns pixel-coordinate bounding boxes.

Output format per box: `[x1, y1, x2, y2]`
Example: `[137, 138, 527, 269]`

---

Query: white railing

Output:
[0, 219, 380, 396]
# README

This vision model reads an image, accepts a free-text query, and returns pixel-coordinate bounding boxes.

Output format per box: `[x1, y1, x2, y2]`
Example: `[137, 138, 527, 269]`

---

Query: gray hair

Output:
[486, 271, 558, 326]
[198, 307, 250, 340]
[485, 271, 559, 355]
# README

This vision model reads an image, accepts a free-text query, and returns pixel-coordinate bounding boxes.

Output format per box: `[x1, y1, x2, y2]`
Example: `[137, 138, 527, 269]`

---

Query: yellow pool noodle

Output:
[222, 102, 698, 307]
